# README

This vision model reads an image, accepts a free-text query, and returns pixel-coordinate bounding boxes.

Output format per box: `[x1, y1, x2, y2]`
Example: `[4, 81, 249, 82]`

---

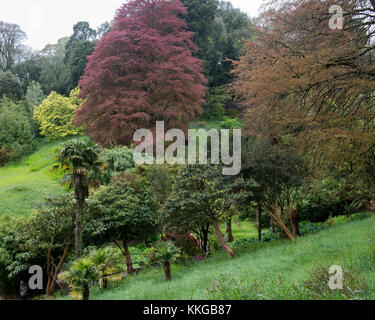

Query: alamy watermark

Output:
[28, 265, 43, 290]
[328, 265, 343, 290]
[133, 121, 242, 176]
[322, 0, 344, 30]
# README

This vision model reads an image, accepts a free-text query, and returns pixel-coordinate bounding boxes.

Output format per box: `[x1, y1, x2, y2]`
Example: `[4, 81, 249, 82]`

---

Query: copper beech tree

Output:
[75, 0, 207, 146]
[233, 0, 375, 208]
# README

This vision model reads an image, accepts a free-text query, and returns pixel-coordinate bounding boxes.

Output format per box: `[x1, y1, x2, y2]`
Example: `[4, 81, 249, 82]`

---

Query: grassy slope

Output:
[84, 216, 375, 300]
[0, 139, 67, 218]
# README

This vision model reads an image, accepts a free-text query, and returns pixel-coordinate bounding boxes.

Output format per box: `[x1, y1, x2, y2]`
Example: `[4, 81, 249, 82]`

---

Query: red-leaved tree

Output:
[75, 0, 208, 146]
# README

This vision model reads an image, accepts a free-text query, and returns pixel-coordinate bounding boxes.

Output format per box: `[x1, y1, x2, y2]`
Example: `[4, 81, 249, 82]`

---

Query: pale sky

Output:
[0, 0, 265, 50]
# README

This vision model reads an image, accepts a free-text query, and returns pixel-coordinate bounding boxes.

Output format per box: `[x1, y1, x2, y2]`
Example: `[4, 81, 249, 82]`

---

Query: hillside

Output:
[62, 215, 375, 300]
[0, 120, 235, 219]
[0, 139, 67, 218]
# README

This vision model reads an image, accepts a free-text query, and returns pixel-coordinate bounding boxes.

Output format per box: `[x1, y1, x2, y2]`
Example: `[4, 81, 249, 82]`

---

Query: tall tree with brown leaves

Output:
[233, 0, 375, 205]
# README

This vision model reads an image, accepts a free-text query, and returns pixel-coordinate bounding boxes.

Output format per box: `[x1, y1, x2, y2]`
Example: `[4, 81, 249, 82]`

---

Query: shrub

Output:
[0, 71, 21, 100]
[299, 221, 326, 236]
[207, 232, 222, 253]
[0, 99, 36, 163]
[219, 116, 242, 129]
[96, 146, 135, 185]
[161, 233, 202, 257]
[60, 259, 100, 300]
[33, 88, 83, 140]
[299, 180, 365, 223]
[144, 241, 181, 281]
[202, 87, 231, 120]
[84, 172, 159, 274]
[86, 247, 124, 289]
[25, 81, 45, 111]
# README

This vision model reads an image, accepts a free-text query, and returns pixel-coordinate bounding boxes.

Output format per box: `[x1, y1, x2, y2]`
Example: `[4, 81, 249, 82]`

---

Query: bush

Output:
[0, 71, 21, 100]
[161, 233, 202, 257]
[33, 88, 83, 140]
[59, 259, 100, 300]
[144, 241, 181, 281]
[299, 221, 326, 236]
[25, 81, 45, 110]
[219, 116, 242, 129]
[208, 232, 222, 253]
[0, 99, 36, 163]
[96, 146, 135, 185]
[299, 180, 366, 223]
[202, 87, 231, 120]
[299, 186, 342, 223]
[85, 247, 124, 289]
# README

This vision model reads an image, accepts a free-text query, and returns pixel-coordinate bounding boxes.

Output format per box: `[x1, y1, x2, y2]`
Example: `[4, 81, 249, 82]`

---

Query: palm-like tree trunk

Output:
[75, 202, 83, 259]
[82, 284, 90, 300]
[74, 173, 88, 259]
[163, 261, 171, 281]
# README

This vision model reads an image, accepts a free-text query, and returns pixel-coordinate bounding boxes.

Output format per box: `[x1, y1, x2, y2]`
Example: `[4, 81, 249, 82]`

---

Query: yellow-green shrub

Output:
[33, 87, 83, 140]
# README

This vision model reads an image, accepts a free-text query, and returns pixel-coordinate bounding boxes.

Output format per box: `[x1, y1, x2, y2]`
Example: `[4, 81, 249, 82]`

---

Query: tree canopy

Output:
[75, 0, 208, 146]
[33, 88, 83, 140]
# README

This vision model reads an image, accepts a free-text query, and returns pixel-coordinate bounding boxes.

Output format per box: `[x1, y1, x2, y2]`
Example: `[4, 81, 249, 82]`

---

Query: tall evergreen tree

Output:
[65, 22, 97, 90]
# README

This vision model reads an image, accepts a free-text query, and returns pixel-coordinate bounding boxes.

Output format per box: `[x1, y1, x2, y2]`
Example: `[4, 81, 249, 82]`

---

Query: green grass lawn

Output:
[0, 139, 67, 218]
[222, 220, 265, 239]
[70, 215, 375, 300]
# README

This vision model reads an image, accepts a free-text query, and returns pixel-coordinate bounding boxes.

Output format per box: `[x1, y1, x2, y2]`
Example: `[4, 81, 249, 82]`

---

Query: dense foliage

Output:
[0, 71, 21, 99]
[162, 164, 257, 257]
[85, 172, 158, 273]
[1, 0, 375, 302]
[96, 146, 135, 185]
[0, 99, 36, 164]
[33, 88, 83, 140]
[25, 81, 45, 111]
[75, 0, 208, 146]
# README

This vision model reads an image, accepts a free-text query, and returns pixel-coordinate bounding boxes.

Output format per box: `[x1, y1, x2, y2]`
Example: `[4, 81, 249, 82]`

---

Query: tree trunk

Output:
[82, 284, 90, 300]
[46, 247, 52, 296]
[267, 205, 296, 242]
[291, 209, 300, 237]
[48, 242, 71, 295]
[270, 216, 275, 233]
[257, 203, 262, 241]
[74, 173, 88, 260]
[200, 225, 209, 256]
[226, 218, 234, 243]
[75, 201, 83, 259]
[212, 220, 235, 258]
[163, 261, 171, 281]
[123, 237, 134, 274]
